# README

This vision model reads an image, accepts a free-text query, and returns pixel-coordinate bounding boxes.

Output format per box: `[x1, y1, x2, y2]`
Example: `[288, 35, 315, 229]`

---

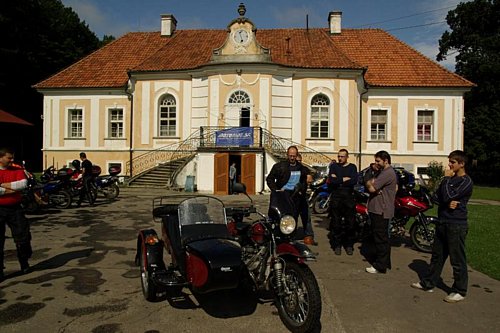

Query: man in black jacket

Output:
[266, 146, 309, 230]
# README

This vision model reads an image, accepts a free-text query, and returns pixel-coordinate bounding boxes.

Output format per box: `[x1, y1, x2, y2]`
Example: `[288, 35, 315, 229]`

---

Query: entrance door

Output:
[241, 154, 255, 195]
[240, 107, 250, 127]
[214, 153, 229, 195]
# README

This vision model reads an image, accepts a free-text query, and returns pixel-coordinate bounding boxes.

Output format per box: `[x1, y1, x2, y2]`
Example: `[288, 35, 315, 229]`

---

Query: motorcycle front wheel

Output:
[101, 183, 120, 199]
[52, 190, 72, 209]
[275, 262, 322, 333]
[409, 218, 437, 253]
[312, 195, 329, 214]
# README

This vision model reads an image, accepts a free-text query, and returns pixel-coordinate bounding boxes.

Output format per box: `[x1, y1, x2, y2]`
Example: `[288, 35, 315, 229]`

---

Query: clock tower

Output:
[211, 3, 270, 62]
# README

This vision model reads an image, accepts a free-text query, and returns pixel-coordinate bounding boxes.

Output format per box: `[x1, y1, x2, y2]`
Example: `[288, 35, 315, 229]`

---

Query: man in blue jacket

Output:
[412, 150, 473, 303]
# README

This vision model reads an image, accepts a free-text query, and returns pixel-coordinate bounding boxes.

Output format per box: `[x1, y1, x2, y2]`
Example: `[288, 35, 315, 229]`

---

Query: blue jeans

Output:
[421, 223, 468, 296]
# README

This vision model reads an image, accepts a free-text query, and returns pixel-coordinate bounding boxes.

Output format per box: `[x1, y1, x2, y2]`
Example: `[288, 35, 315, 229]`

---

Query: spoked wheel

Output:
[52, 190, 72, 209]
[275, 262, 322, 333]
[410, 218, 437, 253]
[139, 248, 162, 302]
[101, 183, 120, 199]
[312, 195, 329, 214]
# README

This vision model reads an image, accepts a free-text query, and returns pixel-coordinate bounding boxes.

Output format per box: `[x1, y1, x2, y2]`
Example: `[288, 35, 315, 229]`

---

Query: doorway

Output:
[240, 107, 250, 127]
[214, 152, 256, 195]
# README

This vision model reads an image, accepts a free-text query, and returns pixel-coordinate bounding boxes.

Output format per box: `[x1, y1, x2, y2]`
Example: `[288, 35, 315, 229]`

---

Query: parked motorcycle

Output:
[136, 183, 322, 333]
[310, 179, 330, 214]
[22, 166, 73, 212]
[354, 185, 437, 253]
[93, 165, 120, 199]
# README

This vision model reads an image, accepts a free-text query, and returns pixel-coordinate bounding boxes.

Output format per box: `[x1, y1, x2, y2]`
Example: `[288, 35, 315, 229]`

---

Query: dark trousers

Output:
[79, 176, 94, 204]
[421, 223, 468, 296]
[368, 212, 391, 273]
[329, 191, 356, 249]
[299, 195, 313, 237]
[0, 205, 32, 270]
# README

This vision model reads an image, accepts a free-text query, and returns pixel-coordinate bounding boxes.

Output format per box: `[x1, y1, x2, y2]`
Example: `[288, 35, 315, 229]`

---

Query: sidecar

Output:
[136, 195, 243, 301]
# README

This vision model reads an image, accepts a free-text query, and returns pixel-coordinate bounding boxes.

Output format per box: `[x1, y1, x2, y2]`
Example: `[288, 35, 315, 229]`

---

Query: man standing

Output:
[365, 150, 397, 274]
[229, 162, 237, 194]
[328, 149, 358, 255]
[411, 150, 473, 303]
[266, 146, 309, 236]
[77, 152, 94, 207]
[0, 147, 32, 280]
[296, 153, 316, 245]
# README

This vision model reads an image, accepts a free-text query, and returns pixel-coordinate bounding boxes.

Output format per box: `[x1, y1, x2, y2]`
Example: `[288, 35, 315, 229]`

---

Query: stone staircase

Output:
[128, 156, 192, 188]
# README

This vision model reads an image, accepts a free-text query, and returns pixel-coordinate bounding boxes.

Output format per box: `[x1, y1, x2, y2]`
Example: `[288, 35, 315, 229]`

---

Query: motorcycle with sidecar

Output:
[135, 183, 322, 333]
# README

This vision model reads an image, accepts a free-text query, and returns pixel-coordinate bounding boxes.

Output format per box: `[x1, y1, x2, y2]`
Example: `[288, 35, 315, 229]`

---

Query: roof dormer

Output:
[211, 3, 270, 63]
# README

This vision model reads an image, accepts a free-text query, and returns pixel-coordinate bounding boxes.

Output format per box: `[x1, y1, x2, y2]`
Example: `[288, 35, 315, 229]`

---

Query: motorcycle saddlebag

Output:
[186, 238, 242, 293]
[91, 165, 102, 176]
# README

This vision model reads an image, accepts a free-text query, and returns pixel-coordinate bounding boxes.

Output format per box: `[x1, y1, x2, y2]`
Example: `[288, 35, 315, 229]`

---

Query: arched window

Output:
[158, 94, 176, 137]
[228, 90, 250, 104]
[310, 94, 330, 138]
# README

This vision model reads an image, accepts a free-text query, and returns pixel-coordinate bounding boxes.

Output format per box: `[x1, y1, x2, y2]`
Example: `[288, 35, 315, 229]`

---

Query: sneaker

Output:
[411, 282, 434, 293]
[345, 247, 354, 255]
[334, 247, 341, 255]
[365, 266, 379, 274]
[444, 292, 465, 303]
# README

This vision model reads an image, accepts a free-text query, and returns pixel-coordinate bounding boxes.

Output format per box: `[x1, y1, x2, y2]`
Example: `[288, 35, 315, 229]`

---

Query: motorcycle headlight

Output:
[279, 215, 296, 235]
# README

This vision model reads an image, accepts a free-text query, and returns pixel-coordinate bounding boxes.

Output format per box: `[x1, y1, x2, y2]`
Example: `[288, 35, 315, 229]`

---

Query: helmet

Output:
[71, 159, 81, 170]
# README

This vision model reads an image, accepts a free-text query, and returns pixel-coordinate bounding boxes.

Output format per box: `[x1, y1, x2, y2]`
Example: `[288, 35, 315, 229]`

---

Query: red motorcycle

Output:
[354, 185, 437, 253]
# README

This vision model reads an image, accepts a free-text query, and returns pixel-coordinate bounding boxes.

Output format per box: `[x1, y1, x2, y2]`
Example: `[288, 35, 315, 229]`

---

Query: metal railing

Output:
[126, 126, 332, 177]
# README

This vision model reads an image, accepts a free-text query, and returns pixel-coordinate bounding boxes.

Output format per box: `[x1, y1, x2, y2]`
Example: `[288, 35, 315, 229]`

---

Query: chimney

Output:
[161, 14, 177, 37]
[328, 11, 342, 34]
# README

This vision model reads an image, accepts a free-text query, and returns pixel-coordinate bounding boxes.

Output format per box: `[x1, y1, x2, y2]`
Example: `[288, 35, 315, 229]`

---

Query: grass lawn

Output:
[467, 204, 500, 280]
[471, 186, 500, 201]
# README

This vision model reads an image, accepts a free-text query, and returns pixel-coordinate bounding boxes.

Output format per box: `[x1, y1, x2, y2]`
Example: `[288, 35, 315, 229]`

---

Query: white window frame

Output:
[106, 107, 125, 138]
[368, 107, 391, 142]
[158, 94, 177, 137]
[309, 93, 331, 139]
[67, 107, 84, 138]
[415, 108, 436, 142]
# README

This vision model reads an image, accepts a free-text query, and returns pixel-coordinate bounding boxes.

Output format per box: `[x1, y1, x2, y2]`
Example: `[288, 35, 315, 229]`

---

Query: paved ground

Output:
[0, 187, 499, 332]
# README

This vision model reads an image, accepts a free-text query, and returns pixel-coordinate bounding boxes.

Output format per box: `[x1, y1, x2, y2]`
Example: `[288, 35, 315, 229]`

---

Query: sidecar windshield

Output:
[178, 196, 226, 227]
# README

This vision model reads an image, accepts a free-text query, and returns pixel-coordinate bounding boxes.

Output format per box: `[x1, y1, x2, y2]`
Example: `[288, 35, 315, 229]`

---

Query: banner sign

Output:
[215, 127, 254, 146]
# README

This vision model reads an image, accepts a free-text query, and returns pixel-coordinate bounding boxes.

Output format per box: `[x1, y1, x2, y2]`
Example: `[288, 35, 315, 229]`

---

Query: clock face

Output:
[233, 29, 250, 45]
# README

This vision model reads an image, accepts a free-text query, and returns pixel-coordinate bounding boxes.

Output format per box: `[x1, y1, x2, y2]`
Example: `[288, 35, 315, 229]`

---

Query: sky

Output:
[60, 0, 471, 70]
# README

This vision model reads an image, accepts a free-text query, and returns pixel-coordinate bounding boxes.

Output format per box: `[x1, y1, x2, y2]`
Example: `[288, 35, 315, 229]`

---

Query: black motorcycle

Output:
[136, 183, 321, 333]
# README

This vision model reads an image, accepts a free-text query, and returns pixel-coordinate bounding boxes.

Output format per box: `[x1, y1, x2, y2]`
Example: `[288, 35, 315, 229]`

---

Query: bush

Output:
[426, 160, 445, 192]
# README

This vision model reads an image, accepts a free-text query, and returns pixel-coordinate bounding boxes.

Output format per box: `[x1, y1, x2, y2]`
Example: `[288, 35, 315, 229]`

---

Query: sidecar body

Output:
[137, 195, 243, 300]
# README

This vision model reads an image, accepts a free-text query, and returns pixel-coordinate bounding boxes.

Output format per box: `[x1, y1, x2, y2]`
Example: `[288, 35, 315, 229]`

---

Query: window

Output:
[370, 109, 387, 141]
[109, 108, 124, 138]
[228, 90, 250, 104]
[417, 110, 434, 141]
[68, 108, 83, 138]
[310, 94, 330, 138]
[159, 94, 176, 137]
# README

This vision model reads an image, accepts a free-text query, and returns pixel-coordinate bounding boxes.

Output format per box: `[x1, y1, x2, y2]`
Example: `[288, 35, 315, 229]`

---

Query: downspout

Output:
[125, 73, 134, 178]
[358, 68, 369, 171]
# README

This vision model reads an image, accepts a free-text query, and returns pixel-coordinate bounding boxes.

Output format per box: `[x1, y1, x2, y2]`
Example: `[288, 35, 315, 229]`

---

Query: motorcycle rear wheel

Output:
[139, 249, 162, 302]
[275, 262, 322, 333]
[410, 219, 436, 253]
[101, 183, 120, 199]
[312, 195, 329, 214]
[52, 190, 72, 209]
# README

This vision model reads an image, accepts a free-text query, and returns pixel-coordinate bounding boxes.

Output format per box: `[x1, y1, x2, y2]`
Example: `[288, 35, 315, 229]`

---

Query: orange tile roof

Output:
[35, 28, 473, 89]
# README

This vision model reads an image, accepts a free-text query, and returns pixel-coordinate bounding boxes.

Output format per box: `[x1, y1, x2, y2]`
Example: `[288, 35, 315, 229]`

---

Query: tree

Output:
[0, 0, 113, 167]
[437, 0, 500, 185]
